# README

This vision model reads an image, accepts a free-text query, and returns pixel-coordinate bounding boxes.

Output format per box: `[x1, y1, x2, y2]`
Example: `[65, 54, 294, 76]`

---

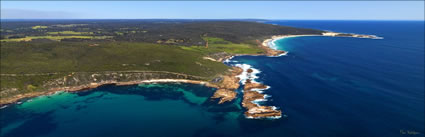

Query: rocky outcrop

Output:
[242, 91, 264, 108]
[210, 67, 243, 104]
[232, 67, 244, 76]
[242, 91, 282, 118]
[243, 89, 281, 119]
[216, 76, 240, 90]
[244, 79, 268, 91]
[209, 63, 282, 118]
[245, 106, 281, 118]
[211, 89, 237, 104]
[263, 47, 286, 56]
[240, 69, 282, 119]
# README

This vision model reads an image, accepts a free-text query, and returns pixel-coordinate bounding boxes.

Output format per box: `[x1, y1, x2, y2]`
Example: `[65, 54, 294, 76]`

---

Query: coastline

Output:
[0, 32, 382, 118]
[0, 79, 218, 107]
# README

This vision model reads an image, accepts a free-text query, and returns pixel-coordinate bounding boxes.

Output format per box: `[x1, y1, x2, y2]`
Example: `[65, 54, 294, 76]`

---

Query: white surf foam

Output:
[250, 86, 271, 93]
[234, 64, 261, 84]
[223, 56, 236, 63]
[0, 105, 8, 109]
[245, 115, 282, 119]
[268, 39, 278, 50]
[253, 98, 268, 103]
[231, 62, 282, 119]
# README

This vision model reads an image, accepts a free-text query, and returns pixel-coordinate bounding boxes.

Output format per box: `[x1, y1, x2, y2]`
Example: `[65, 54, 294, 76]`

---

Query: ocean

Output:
[1, 20, 424, 137]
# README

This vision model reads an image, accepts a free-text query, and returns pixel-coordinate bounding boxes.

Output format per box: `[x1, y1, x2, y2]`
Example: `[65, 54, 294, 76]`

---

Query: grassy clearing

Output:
[53, 24, 87, 27]
[115, 32, 124, 35]
[1, 36, 113, 42]
[47, 31, 94, 35]
[31, 26, 48, 29]
[114, 30, 147, 35]
[181, 37, 264, 55]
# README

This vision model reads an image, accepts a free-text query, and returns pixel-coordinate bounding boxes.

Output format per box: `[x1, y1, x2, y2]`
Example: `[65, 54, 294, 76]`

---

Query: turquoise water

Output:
[1, 21, 424, 137]
[1, 83, 246, 137]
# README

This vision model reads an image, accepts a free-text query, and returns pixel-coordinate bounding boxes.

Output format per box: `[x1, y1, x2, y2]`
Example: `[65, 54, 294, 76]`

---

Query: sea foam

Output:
[234, 64, 261, 84]
[0, 105, 8, 109]
[223, 56, 237, 63]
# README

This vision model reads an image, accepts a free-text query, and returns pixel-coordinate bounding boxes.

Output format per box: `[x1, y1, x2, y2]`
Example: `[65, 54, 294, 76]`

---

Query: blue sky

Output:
[1, 1, 424, 20]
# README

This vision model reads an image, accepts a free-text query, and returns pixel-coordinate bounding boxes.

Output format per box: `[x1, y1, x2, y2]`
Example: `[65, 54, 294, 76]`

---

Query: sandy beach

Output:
[262, 34, 321, 50]
[262, 32, 382, 52]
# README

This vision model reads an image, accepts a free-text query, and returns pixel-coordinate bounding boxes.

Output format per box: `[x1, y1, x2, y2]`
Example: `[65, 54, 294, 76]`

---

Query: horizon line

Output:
[1, 18, 424, 21]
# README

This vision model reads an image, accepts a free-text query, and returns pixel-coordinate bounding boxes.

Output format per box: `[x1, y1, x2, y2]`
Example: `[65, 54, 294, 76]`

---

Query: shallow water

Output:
[1, 21, 424, 137]
[1, 83, 250, 137]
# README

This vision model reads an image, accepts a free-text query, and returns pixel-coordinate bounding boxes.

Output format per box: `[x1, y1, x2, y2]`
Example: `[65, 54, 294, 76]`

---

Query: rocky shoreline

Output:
[241, 70, 282, 119]
[209, 65, 283, 119]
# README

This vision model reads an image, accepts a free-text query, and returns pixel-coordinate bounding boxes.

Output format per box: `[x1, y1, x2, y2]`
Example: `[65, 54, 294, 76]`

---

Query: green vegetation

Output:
[115, 32, 124, 35]
[181, 37, 263, 55]
[46, 31, 93, 35]
[1, 36, 112, 42]
[27, 84, 37, 91]
[0, 20, 325, 98]
[53, 24, 87, 27]
[1, 74, 66, 95]
[2, 21, 323, 45]
[114, 30, 147, 36]
[1, 37, 262, 95]
[31, 26, 48, 29]
[1, 41, 231, 95]
[1, 41, 229, 77]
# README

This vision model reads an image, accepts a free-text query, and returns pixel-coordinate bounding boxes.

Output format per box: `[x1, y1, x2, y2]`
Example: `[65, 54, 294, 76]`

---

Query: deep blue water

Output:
[1, 21, 424, 137]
